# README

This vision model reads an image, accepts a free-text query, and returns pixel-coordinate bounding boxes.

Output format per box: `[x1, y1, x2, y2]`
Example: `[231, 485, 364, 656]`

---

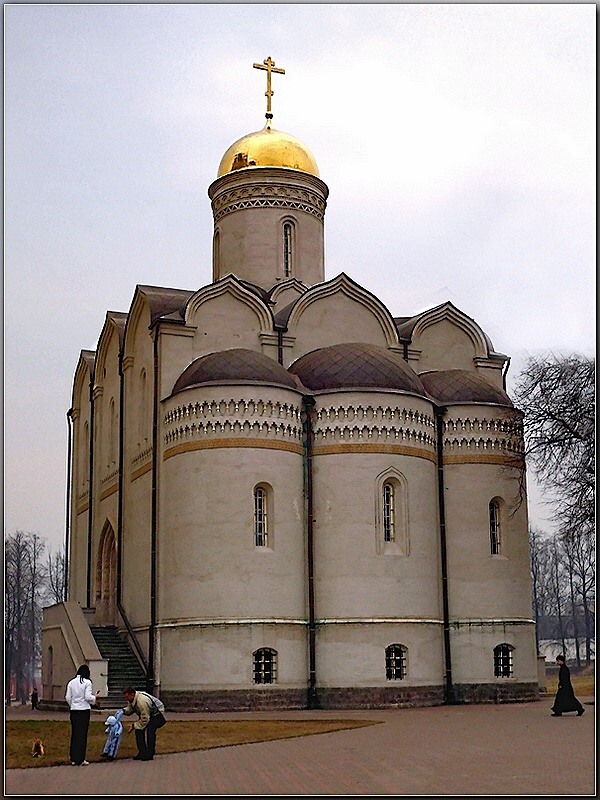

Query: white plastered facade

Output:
[56, 120, 538, 711]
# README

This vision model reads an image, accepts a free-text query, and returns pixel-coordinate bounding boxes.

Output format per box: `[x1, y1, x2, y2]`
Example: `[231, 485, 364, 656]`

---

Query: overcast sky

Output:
[5, 3, 596, 553]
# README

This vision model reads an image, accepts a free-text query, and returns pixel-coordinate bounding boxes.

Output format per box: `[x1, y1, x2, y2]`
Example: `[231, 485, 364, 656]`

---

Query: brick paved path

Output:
[5, 696, 595, 796]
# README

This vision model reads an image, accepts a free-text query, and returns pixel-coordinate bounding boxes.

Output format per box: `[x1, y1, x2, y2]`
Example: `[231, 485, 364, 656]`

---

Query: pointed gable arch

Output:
[268, 277, 309, 311]
[71, 350, 95, 497]
[282, 272, 400, 364]
[123, 289, 153, 365]
[94, 313, 127, 474]
[184, 274, 276, 359]
[72, 350, 95, 415]
[94, 312, 128, 392]
[401, 302, 507, 377]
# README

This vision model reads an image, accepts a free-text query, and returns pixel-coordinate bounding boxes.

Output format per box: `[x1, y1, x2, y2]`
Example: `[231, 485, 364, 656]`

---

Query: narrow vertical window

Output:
[383, 483, 395, 542]
[385, 644, 407, 680]
[108, 398, 116, 464]
[376, 468, 409, 555]
[213, 230, 220, 281]
[489, 500, 501, 555]
[494, 643, 513, 677]
[254, 487, 268, 547]
[139, 369, 147, 444]
[83, 421, 90, 484]
[283, 222, 293, 277]
[253, 647, 277, 684]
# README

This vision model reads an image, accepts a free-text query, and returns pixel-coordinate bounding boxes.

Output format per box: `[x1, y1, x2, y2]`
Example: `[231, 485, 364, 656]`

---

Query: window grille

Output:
[383, 483, 395, 542]
[283, 222, 293, 277]
[489, 500, 501, 554]
[494, 643, 513, 677]
[254, 487, 268, 547]
[213, 230, 220, 279]
[253, 647, 277, 684]
[385, 644, 407, 680]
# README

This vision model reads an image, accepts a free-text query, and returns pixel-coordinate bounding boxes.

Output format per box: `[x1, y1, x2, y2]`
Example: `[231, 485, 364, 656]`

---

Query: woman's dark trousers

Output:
[69, 709, 91, 765]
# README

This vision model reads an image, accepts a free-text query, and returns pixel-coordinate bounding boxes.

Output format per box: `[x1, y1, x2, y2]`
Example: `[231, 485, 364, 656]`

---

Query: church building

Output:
[42, 58, 538, 710]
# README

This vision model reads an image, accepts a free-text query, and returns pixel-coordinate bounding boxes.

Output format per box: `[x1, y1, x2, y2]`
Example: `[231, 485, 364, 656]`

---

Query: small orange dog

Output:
[31, 738, 45, 758]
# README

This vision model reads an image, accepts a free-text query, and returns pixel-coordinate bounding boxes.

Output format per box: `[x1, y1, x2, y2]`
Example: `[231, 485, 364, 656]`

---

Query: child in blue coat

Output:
[101, 710, 124, 760]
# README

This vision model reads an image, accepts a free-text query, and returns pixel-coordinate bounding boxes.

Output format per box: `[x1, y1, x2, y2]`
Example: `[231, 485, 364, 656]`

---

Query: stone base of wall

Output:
[314, 685, 445, 709]
[40, 682, 539, 713]
[452, 682, 539, 704]
[162, 687, 308, 712]
[163, 682, 539, 711]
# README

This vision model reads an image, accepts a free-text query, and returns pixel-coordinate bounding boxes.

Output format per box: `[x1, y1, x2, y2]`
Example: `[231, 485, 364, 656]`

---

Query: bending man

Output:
[122, 686, 165, 760]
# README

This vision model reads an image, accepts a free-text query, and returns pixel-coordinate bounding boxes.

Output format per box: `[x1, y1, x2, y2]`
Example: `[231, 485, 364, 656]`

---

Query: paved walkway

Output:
[4, 695, 595, 796]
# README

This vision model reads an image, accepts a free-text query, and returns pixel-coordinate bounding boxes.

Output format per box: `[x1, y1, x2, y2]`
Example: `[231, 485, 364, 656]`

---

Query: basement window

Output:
[253, 648, 277, 684]
[493, 643, 513, 677]
[385, 643, 407, 680]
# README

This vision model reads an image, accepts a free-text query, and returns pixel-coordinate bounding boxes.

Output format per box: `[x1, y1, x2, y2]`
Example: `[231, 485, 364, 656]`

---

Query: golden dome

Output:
[217, 124, 319, 178]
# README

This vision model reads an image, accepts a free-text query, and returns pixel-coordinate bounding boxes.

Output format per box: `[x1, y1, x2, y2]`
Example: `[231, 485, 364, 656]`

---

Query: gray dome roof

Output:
[172, 348, 298, 394]
[420, 369, 513, 406]
[289, 342, 427, 395]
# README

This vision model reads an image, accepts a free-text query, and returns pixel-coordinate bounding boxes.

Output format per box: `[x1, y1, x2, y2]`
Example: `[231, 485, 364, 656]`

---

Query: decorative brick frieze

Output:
[100, 468, 119, 487]
[442, 415, 524, 457]
[443, 416, 523, 435]
[163, 398, 303, 447]
[131, 446, 152, 469]
[211, 183, 326, 222]
[313, 404, 436, 451]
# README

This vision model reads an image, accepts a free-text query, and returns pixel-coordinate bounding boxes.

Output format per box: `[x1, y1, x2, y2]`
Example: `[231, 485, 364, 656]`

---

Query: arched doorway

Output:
[95, 521, 117, 625]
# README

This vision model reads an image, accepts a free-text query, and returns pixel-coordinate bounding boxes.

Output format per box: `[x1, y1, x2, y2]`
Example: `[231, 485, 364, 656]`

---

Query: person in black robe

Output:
[551, 654, 585, 716]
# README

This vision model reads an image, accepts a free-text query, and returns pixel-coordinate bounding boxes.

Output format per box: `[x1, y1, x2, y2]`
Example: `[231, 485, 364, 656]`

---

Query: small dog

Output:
[31, 738, 45, 758]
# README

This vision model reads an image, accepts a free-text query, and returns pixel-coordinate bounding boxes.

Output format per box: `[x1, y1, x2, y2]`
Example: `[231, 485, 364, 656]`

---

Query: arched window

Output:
[283, 221, 294, 277]
[375, 468, 409, 555]
[83, 420, 90, 485]
[489, 499, 501, 555]
[493, 643, 513, 677]
[254, 486, 268, 547]
[108, 397, 116, 464]
[253, 647, 277, 684]
[383, 483, 395, 542]
[385, 644, 407, 680]
[212, 229, 220, 281]
[139, 369, 147, 443]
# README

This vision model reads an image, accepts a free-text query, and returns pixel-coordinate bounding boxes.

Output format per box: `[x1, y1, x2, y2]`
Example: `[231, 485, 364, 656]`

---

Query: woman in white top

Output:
[65, 664, 100, 765]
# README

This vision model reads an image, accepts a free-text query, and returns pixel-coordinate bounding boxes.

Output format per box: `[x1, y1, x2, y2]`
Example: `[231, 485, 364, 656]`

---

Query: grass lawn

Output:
[6, 718, 381, 770]
[545, 670, 594, 697]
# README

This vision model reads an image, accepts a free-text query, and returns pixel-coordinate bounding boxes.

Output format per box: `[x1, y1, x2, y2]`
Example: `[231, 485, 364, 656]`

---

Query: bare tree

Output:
[529, 527, 554, 654]
[561, 528, 595, 666]
[5, 531, 47, 704]
[46, 546, 67, 605]
[513, 353, 594, 536]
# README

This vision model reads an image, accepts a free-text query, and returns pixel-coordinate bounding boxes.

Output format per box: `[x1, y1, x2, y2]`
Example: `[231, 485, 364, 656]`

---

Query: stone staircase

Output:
[90, 625, 147, 705]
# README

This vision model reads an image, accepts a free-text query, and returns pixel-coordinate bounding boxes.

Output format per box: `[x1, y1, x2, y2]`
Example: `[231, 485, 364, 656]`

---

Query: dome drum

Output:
[208, 169, 328, 288]
[208, 168, 329, 222]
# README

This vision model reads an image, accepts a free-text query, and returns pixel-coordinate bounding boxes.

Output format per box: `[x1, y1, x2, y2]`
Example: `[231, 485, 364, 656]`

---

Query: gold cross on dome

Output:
[253, 56, 285, 119]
